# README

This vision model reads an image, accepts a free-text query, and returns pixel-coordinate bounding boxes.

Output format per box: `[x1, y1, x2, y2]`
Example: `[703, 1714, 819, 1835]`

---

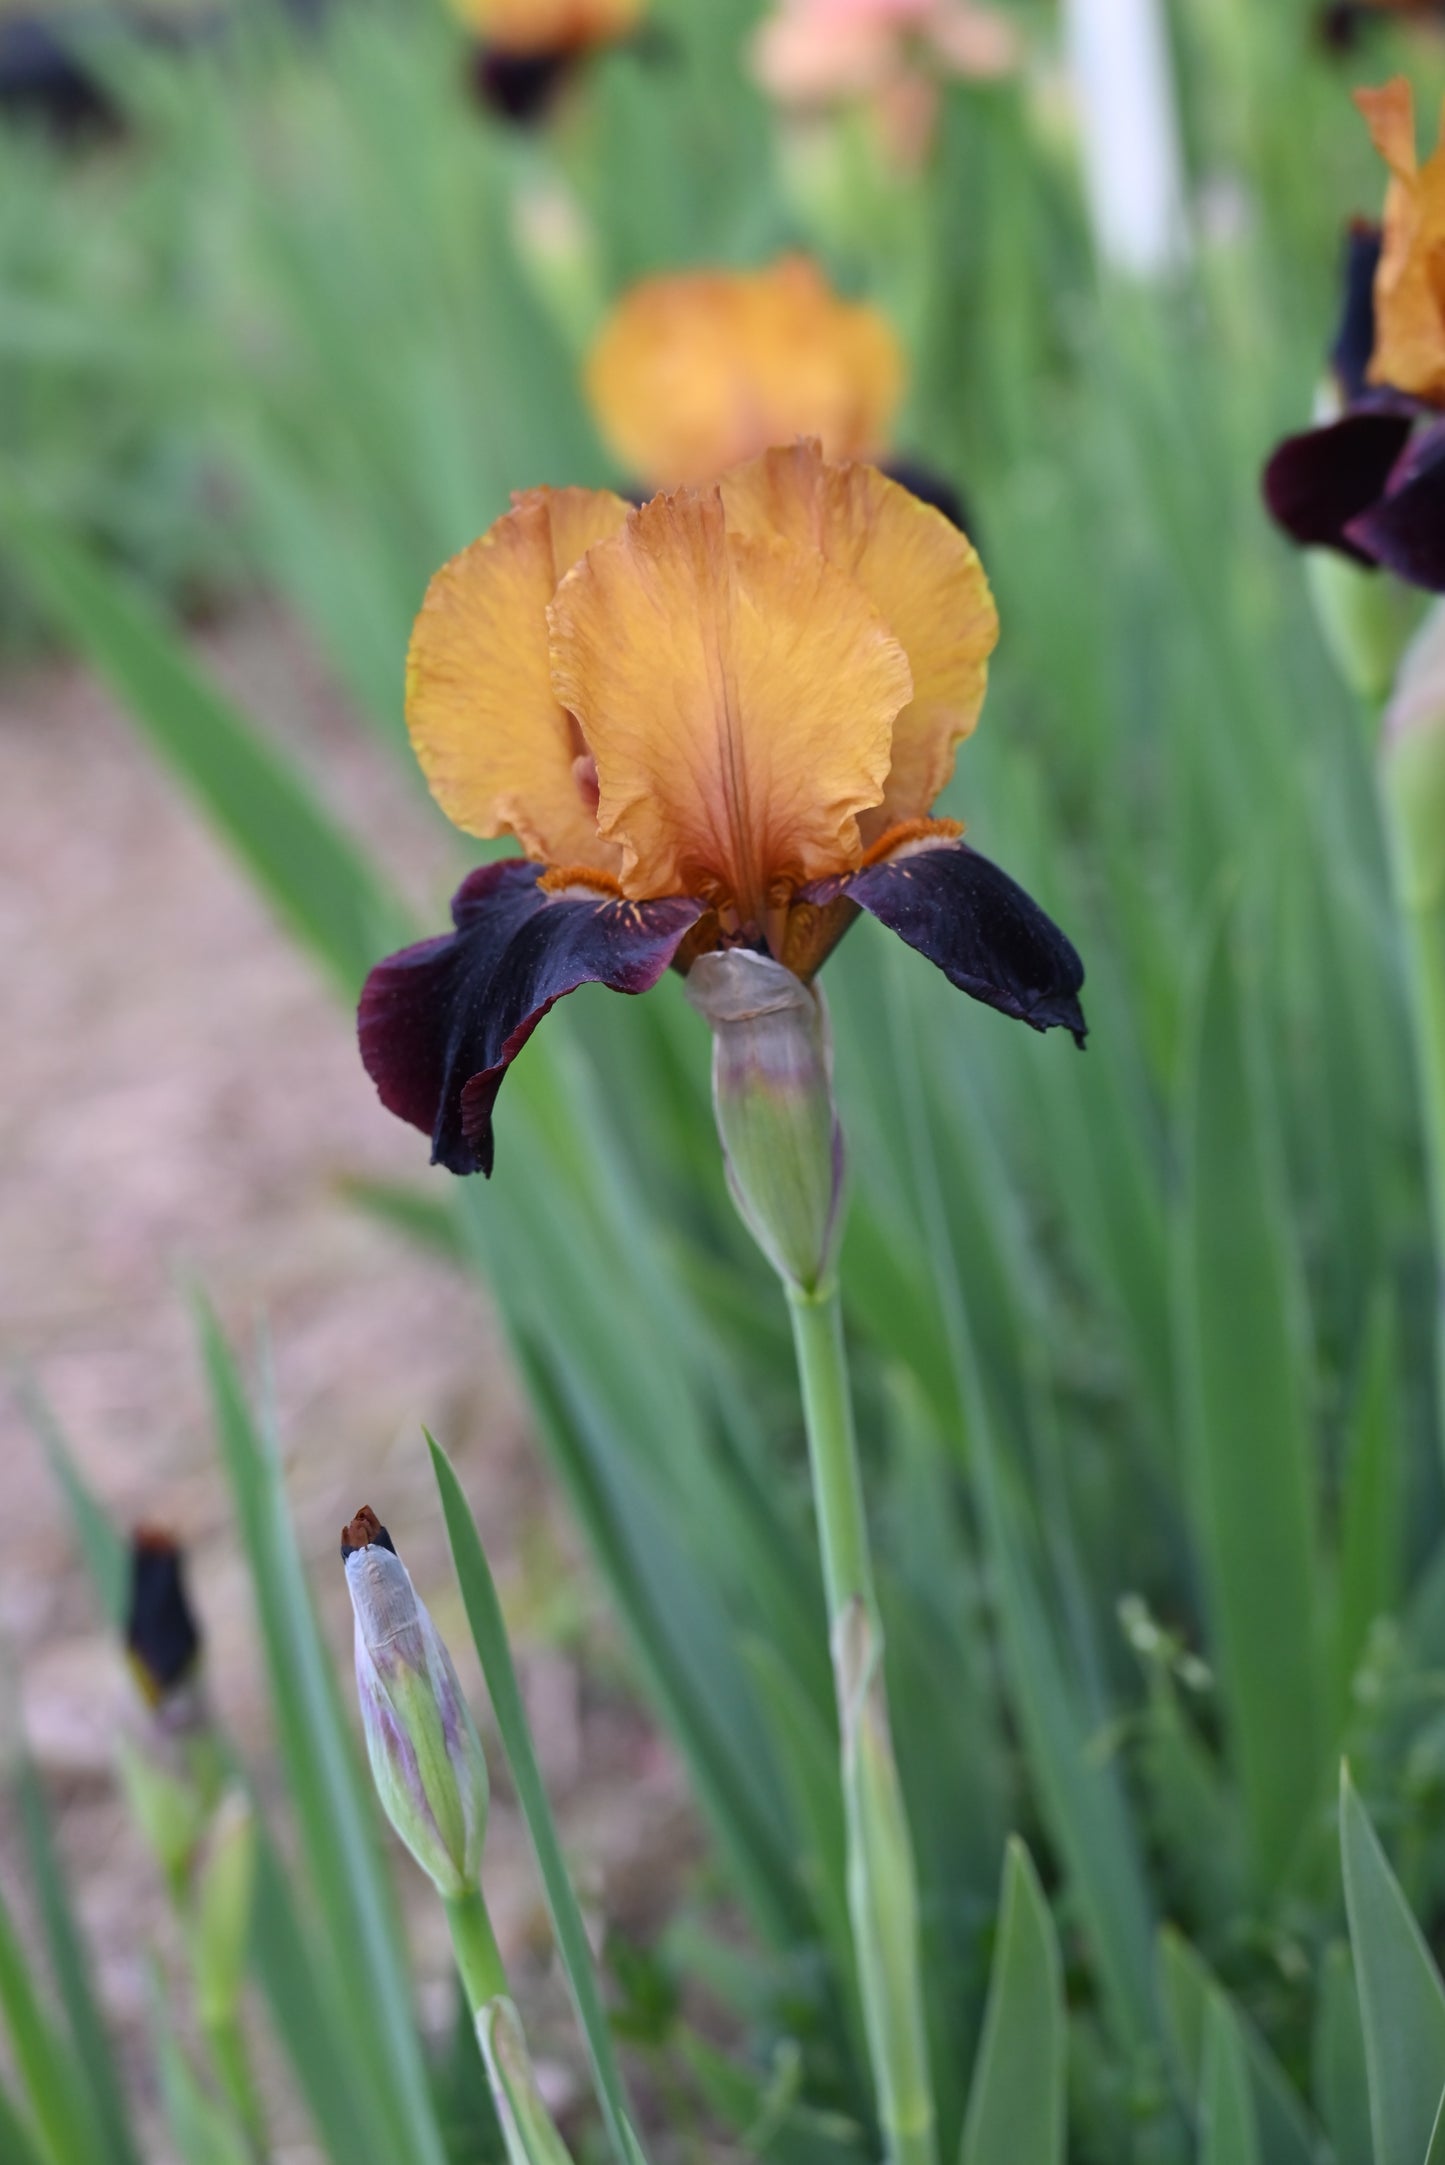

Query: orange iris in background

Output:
[584, 259, 906, 493]
[452, 0, 644, 53]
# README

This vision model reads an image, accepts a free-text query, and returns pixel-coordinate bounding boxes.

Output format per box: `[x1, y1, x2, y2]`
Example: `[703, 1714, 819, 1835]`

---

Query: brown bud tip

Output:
[127, 1530, 201, 1701]
[340, 1506, 396, 1563]
[133, 1524, 182, 1557]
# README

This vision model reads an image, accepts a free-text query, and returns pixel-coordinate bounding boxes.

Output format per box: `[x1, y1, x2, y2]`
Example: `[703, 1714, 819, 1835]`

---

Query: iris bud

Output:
[120, 1529, 223, 1891]
[685, 949, 844, 1295]
[341, 1507, 488, 1900]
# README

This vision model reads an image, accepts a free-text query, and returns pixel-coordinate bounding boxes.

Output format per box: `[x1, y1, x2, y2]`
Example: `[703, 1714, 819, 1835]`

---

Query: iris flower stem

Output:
[787, 1281, 937, 2165]
[445, 1886, 510, 2015]
[447, 1890, 585, 2165]
[202, 2008, 267, 2158]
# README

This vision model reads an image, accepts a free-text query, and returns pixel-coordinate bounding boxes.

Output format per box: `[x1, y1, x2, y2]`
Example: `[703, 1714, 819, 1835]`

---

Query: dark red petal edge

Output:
[1345, 414, 1445, 590]
[358, 859, 701, 1177]
[1262, 408, 1415, 560]
[804, 840, 1087, 1046]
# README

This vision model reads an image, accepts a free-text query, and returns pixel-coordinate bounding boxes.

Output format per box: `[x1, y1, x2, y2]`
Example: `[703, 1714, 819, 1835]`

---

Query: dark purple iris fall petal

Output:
[358, 859, 701, 1176]
[1345, 415, 1445, 590]
[803, 841, 1087, 1046]
[1262, 409, 1415, 561]
[1331, 221, 1384, 404]
[128, 1535, 201, 1697]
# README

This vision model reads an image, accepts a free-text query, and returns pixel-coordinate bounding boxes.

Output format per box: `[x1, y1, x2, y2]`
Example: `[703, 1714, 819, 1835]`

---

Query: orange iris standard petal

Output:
[720, 442, 998, 839]
[405, 486, 630, 871]
[548, 487, 913, 924]
[454, 0, 644, 50]
[1358, 77, 1445, 405]
[584, 258, 906, 490]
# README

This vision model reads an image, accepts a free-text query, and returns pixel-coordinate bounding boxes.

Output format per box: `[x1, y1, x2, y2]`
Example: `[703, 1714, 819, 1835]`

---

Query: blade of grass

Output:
[247, 1833, 402, 2165]
[0, 2078, 48, 2165]
[1199, 1994, 1262, 2165]
[1157, 1928, 1317, 2165]
[1176, 903, 1326, 1887]
[959, 1839, 1065, 2165]
[13, 1762, 142, 2165]
[0, 1882, 107, 2165]
[197, 1297, 449, 2165]
[19, 1379, 128, 1631]
[1312, 1944, 1372, 2165]
[148, 1975, 252, 2165]
[1340, 1765, 1445, 2165]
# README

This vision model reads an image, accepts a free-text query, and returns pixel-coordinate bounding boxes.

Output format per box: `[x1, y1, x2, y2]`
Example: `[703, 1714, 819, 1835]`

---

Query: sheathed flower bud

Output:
[127, 1529, 204, 1721]
[341, 1507, 488, 1900]
[685, 949, 844, 1294]
[121, 1529, 222, 1890]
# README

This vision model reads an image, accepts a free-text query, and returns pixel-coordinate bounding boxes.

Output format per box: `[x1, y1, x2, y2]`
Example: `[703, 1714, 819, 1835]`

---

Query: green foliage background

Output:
[6, 0, 1445, 2158]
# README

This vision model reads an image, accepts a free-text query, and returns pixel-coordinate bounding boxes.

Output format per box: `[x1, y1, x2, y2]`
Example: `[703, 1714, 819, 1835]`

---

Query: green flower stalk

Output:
[342, 1507, 581, 2165]
[687, 954, 936, 2165]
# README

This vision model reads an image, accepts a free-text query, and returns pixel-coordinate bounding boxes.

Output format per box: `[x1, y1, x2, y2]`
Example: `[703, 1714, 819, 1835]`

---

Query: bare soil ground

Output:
[0, 606, 695, 2153]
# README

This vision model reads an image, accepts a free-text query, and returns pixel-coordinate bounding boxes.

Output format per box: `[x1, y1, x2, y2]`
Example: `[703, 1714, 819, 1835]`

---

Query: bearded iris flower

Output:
[359, 441, 1084, 1178]
[587, 258, 905, 491]
[1264, 80, 1445, 590]
[586, 257, 970, 527]
[454, 0, 646, 121]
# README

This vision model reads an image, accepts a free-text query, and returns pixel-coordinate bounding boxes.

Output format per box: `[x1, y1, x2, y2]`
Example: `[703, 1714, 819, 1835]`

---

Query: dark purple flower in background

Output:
[1264, 79, 1445, 591]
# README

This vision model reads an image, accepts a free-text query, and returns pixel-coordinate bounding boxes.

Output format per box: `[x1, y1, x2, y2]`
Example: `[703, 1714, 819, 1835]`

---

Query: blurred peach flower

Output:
[585, 257, 904, 490]
[753, 0, 1020, 165]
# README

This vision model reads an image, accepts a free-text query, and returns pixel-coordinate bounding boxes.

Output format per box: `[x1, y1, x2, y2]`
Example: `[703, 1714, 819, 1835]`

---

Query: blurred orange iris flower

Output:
[585, 257, 905, 491]
[453, 0, 643, 53]
[359, 443, 1084, 1176]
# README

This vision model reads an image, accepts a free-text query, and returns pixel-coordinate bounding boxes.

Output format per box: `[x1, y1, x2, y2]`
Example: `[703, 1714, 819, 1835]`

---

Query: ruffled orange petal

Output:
[454, 0, 643, 51]
[548, 487, 912, 925]
[1359, 78, 1445, 405]
[720, 441, 998, 841]
[406, 486, 630, 871]
[584, 257, 905, 490]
